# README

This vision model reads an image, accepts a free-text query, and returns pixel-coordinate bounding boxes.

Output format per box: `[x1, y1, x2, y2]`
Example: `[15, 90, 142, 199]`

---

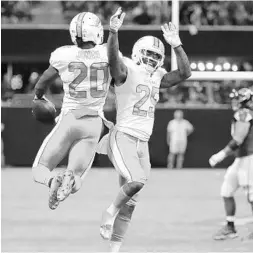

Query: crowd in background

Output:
[2, 1, 253, 107]
[2, 1, 253, 25]
[2, 66, 252, 108]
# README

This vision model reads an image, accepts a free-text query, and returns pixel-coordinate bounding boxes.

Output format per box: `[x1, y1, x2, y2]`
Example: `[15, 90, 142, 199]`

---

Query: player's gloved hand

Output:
[33, 95, 56, 112]
[161, 22, 182, 48]
[209, 150, 226, 167]
[110, 7, 126, 33]
[34, 94, 49, 101]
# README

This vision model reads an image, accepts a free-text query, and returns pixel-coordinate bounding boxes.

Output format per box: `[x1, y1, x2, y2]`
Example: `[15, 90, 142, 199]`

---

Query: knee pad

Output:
[221, 180, 237, 198]
[124, 181, 144, 197]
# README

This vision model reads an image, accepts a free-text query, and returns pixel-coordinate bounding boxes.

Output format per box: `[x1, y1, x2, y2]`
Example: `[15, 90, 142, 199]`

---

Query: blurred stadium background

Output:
[1, 0, 253, 252]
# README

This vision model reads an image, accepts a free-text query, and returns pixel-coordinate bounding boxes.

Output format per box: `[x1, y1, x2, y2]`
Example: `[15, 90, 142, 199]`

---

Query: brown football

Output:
[32, 99, 56, 123]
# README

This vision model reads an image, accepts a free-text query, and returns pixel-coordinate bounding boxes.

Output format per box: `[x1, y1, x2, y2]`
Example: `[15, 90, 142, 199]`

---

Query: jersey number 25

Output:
[133, 84, 159, 118]
[68, 62, 109, 98]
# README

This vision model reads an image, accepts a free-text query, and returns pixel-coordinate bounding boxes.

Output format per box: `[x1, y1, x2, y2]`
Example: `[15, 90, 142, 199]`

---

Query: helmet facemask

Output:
[132, 36, 165, 74]
[139, 49, 163, 73]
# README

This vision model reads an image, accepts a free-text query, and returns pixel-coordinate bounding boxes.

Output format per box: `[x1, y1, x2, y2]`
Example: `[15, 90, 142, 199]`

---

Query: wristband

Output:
[35, 88, 45, 99]
[227, 139, 239, 151]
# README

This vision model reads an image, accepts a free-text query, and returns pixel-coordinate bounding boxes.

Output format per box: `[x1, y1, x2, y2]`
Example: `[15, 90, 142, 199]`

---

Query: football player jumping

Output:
[32, 12, 112, 210]
[99, 8, 191, 252]
[209, 88, 253, 240]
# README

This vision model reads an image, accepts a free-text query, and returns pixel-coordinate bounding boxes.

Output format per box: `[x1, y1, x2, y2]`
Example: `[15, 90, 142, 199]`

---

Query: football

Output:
[32, 99, 56, 123]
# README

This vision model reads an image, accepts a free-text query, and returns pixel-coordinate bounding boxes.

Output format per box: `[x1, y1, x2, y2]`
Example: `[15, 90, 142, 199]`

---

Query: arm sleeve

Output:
[232, 109, 252, 144]
[49, 48, 63, 71]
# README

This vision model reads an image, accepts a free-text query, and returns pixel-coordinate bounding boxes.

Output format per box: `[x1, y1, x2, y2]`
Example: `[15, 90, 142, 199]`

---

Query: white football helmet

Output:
[69, 12, 104, 45]
[132, 36, 165, 73]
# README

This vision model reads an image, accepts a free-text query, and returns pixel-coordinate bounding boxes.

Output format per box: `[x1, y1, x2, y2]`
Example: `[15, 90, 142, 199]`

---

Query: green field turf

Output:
[2, 168, 253, 252]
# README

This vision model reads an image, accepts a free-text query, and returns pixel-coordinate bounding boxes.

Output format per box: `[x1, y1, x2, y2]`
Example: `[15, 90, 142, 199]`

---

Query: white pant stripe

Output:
[32, 113, 63, 168]
[109, 129, 132, 182]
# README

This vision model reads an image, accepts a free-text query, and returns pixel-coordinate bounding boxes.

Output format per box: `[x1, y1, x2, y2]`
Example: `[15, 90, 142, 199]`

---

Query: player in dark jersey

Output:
[209, 88, 253, 240]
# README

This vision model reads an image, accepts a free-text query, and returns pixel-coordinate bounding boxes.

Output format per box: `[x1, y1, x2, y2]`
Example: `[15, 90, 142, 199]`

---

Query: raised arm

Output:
[160, 23, 191, 88]
[107, 8, 127, 85]
[34, 65, 59, 99]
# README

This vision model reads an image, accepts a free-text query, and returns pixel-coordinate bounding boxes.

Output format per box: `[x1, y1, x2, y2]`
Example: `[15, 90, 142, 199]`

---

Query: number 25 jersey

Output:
[49, 44, 111, 114]
[115, 57, 167, 141]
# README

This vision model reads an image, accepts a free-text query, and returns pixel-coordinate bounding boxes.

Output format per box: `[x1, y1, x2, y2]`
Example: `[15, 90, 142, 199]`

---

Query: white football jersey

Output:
[114, 57, 167, 141]
[49, 44, 111, 114]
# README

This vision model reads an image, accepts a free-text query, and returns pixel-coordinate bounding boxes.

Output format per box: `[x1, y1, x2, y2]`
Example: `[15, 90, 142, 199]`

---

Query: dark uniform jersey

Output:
[231, 108, 253, 157]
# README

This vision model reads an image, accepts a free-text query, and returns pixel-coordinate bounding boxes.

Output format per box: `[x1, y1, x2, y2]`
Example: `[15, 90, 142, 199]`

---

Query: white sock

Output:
[226, 216, 235, 222]
[32, 164, 52, 187]
[107, 203, 120, 217]
[109, 241, 122, 252]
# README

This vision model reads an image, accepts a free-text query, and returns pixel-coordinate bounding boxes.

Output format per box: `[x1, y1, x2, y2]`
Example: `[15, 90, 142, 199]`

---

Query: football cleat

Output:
[57, 170, 75, 201]
[100, 210, 115, 240]
[48, 173, 64, 210]
[213, 225, 238, 240]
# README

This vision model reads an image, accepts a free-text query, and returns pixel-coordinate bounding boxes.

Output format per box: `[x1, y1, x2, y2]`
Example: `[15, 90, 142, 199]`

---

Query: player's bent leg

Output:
[58, 115, 103, 201]
[214, 170, 239, 240]
[32, 113, 76, 209]
[57, 139, 98, 201]
[110, 197, 137, 252]
[110, 173, 139, 252]
[101, 130, 148, 241]
[100, 182, 143, 241]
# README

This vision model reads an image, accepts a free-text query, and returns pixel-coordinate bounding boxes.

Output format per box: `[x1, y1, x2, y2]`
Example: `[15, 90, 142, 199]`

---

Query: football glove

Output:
[209, 150, 226, 167]
[110, 7, 126, 33]
[161, 22, 182, 48]
[33, 95, 56, 112]
[34, 94, 49, 101]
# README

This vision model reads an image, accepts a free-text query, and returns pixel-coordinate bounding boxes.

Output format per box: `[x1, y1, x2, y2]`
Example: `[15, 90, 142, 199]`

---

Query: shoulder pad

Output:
[234, 108, 253, 122]
[49, 45, 75, 68]
[53, 45, 73, 54]
[50, 45, 73, 60]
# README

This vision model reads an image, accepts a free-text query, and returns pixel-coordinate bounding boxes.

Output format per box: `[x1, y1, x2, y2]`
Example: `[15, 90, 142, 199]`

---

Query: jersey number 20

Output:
[68, 62, 109, 98]
[133, 84, 159, 118]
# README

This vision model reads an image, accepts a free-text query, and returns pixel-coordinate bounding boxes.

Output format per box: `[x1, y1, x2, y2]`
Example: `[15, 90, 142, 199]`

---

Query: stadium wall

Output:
[2, 29, 253, 62]
[1, 107, 234, 168]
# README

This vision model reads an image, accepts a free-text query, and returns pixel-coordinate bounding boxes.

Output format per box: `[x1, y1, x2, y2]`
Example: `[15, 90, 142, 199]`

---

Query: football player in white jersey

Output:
[99, 8, 191, 251]
[32, 12, 112, 210]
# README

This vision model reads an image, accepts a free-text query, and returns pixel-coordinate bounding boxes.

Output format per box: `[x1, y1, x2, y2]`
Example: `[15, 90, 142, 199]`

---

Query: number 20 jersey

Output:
[49, 44, 111, 114]
[114, 57, 167, 141]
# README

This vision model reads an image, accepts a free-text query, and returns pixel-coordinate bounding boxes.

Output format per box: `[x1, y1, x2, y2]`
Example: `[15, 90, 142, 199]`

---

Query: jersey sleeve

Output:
[49, 47, 67, 71]
[156, 67, 167, 85]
